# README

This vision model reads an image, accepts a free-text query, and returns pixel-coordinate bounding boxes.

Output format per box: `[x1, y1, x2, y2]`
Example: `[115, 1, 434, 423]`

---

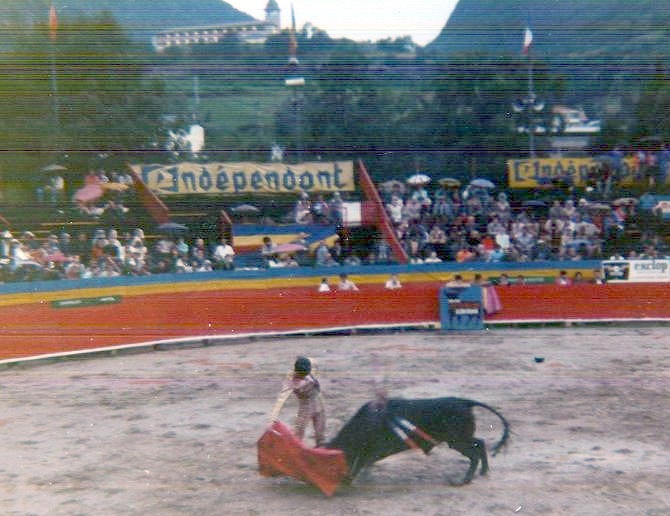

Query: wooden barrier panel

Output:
[0, 278, 668, 361]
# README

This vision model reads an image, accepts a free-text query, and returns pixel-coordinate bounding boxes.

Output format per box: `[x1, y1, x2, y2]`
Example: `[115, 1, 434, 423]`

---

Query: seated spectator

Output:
[191, 248, 213, 272]
[329, 238, 344, 263]
[432, 188, 454, 221]
[375, 239, 392, 264]
[175, 237, 189, 257]
[173, 250, 193, 273]
[455, 245, 476, 263]
[190, 237, 207, 261]
[514, 226, 537, 258]
[64, 255, 86, 279]
[212, 237, 235, 270]
[493, 192, 512, 222]
[314, 241, 338, 267]
[424, 250, 443, 263]
[156, 234, 176, 256]
[95, 255, 121, 278]
[487, 244, 505, 262]
[426, 224, 448, 259]
[403, 198, 422, 222]
[410, 184, 432, 213]
[406, 236, 423, 264]
[384, 273, 402, 290]
[343, 253, 362, 267]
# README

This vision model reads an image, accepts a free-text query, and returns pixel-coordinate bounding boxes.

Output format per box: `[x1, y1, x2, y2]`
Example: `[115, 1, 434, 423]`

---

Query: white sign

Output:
[602, 259, 670, 283]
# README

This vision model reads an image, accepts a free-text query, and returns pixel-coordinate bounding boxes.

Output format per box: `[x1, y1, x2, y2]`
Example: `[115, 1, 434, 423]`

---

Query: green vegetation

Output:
[1, 2, 670, 203]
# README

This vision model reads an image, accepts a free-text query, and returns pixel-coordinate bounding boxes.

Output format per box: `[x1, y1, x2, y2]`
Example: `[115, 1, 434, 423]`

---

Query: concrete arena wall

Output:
[0, 260, 668, 361]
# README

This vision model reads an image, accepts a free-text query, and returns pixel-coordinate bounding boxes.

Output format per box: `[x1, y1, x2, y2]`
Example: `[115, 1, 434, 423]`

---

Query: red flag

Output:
[49, 3, 58, 41]
[522, 27, 533, 55]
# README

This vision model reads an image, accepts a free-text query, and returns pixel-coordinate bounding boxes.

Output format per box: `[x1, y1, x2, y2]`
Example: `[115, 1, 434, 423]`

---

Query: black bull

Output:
[326, 397, 510, 484]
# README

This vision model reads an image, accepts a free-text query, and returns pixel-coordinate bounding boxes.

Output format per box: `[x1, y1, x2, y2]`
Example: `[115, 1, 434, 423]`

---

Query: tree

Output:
[0, 12, 173, 181]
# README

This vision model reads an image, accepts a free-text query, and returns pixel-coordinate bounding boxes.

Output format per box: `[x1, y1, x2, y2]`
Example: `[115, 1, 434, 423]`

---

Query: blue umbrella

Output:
[470, 178, 495, 189]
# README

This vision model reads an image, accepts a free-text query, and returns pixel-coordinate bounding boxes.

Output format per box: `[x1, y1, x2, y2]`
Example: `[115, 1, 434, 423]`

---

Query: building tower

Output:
[265, 0, 280, 28]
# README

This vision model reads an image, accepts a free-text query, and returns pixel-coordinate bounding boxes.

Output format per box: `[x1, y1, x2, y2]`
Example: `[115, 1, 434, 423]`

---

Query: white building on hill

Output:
[152, 0, 281, 52]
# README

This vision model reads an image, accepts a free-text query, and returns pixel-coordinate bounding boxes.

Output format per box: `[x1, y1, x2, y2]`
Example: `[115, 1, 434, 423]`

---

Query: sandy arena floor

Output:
[0, 325, 669, 515]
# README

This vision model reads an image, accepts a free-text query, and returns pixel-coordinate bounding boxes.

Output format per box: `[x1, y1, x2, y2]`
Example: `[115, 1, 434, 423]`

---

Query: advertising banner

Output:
[129, 161, 355, 196]
[507, 157, 640, 188]
[601, 259, 670, 283]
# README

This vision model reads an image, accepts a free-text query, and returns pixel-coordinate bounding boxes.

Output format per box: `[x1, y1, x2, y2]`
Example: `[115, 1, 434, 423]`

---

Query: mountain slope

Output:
[0, 1, 254, 31]
[430, 0, 670, 64]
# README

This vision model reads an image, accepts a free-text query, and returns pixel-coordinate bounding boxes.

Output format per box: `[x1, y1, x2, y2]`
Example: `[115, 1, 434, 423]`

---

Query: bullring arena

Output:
[1, 325, 668, 515]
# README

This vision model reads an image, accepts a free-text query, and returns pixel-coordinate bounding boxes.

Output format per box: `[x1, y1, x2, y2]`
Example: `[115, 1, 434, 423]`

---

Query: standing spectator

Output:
[317, 277, 331, 292]
[592, 269, 606, 284]
[386, 196, 404, 225]
[48, 173, 65, 206]
[555, 270, 572, 286]
[294, 192, 312, 224]
[497, 273, 511, 286]
[329, 191, 343, 225]
[311, 194, 330, 223]
[0, 230, 12, 258]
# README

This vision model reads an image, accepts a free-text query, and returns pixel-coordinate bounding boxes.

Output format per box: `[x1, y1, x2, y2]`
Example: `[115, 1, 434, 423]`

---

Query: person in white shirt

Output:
[212, 238, 235, 270]
[317, 277, 331, 292]
[337, 273, 359, 291]
[384, 273, 402, 290]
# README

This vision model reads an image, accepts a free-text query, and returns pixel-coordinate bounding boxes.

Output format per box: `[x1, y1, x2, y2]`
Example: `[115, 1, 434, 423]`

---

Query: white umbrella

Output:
[469, 178, 496, 189]
[41, 164, 67, 173]
[406, 173, 431, 186]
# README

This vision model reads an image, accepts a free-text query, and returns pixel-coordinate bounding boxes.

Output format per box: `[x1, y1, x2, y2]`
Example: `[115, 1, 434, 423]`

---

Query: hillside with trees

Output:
[0, 1, 669, 196]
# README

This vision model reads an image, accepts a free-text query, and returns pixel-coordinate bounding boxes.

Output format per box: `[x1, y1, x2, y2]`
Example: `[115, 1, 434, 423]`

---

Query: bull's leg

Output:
[453, 438, 488, 484]
[476, 438, 489, 476]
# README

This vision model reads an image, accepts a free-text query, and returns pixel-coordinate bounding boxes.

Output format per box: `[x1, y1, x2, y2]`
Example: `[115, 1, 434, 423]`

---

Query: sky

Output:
[225, 1, 460, 47]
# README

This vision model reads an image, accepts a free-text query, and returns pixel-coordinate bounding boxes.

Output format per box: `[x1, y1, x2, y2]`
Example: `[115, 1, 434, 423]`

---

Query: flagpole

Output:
[50, 48, 59, 127]
[527, 45, 534, 158]
[49, 3, 59, 129]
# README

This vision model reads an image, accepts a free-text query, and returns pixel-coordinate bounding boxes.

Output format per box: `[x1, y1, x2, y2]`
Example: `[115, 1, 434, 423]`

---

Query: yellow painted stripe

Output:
[233, 233, 308, 247]
[0, 267, 593, 308]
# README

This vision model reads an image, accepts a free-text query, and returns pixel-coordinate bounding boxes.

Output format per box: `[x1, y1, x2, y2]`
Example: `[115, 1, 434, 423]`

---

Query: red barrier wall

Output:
[487, 283, 670, 321]
[0, 281, 668, 361]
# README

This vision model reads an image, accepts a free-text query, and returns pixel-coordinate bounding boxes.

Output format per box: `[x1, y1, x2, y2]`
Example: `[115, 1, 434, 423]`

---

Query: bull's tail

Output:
[470, 401, 510, 456]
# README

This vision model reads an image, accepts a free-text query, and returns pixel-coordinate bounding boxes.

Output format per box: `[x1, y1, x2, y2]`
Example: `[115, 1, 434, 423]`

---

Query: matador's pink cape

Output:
[257, 421, 348, 496]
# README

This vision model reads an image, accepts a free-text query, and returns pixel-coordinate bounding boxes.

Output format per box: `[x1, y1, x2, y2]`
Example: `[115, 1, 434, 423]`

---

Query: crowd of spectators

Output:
[2, 163, 669, 284]
[381, 179, 669, 266]
[0, 226, 237, 283]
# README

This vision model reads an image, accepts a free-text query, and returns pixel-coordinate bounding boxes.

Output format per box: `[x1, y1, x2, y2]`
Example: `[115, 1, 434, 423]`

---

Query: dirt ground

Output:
[0, 325, 669, 515]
